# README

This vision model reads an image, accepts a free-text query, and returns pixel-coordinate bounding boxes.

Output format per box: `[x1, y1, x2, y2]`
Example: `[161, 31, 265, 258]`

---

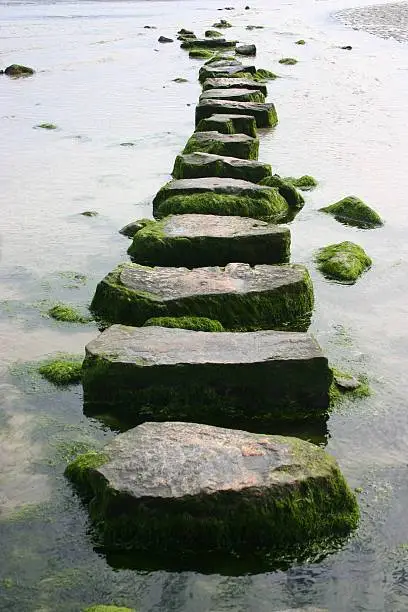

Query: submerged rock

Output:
[90, 261, 313, 331]
[39, 359, 82, 387]
[158, 35, 174, 43]
[295, 39, 306, 45]
[196, 113, 257, 137]
[119, 218, 151, 238]
[127, 214, 290, 267]
[212, 19, 232, 28]
[279, 57, 298, 65]
[316, 241, 372, 283]
[34, 123, 57, 130]
[260, 175, 304, 209]
[4, 64, 35, 77]
[172, 77, 188, 83]
[196, 99, 278, 128]
[48, 303, 90, 323]
[189, 48, 214, 59]
[200, 87, 265, 103]
[182, 130, 259, 160]
[205, 29, 223, 38]
[173, 152, 270, 182]
[202, 76, 267, 95]
[236, 44, 256, 56]
[181, 38, 236, 49]
[144, 316, 224, 331]
[246, 24, 264, 30]
[320, 196, 383, 229]
[80, 210, 99, 217]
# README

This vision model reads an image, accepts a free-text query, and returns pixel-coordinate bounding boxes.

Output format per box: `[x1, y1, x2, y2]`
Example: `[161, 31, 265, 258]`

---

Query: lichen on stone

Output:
[320, 195, 383, 229]
[316, 241, 372, 283]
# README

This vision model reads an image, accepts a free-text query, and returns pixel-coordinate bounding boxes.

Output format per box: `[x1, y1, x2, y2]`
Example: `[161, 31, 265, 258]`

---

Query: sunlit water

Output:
[1, 0, 408, 610]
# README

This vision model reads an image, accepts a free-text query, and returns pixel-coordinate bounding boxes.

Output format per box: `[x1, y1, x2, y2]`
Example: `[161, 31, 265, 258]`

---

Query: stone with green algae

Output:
[285, 175, 318, 191]
[202, 77, 267, 95]
[205, 29, 223, 38]
[195, 99, 278, 128]
[127, 214, 290, 267]
[212, 19, 232, 28]
[144, 316, 224, 331]
[236, 43, 256, 56]
[182, 130, 259, 160]
[4, 64, 35, 77]
[199, 63, 255, 81]
[319, 196, 383, 229]
[39, 359, 82, 386]
[181, 38, 236, 49]
[196, 113, 257, 137]
[259, 175, 304, 209]
[316, 241, 372, 283]
[48, 303, 91, 323]
[83, 606, 135, 612]
[199, 87, 265, 103]
[279, 57, 298, 65]
[189, 48, 214, 59]
[172, 152, 270, 182]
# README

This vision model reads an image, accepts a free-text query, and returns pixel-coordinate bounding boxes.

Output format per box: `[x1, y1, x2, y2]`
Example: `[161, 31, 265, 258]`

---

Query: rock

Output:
[177, 33, 197, 41]
[196, 113, 257, 137]
[333, 371, 361, 391]
[181, 38, 237, 49]
[260, 175, 305, 209]
[200, 87, 265, 103]
[196, 100, 278, 128]
[173, 77, 188, 83]
[119, 218, 151, 238]
[127, 214, 290, 267]
[80, 210, 98, 217]
[245, 5, 250, 9]
[173, 152, 271, 182]
[236, 44, 256, 56]
[90, 261, 314, 331]
[182, 130, 259, 160]
[177, 28, 195, 35]
[212, 19, 232, 28]
[279, 57, 298, 65]
[65, 421, 358, 557]
[205, 29, 223, 38]
[204, 54, 238, 65]
[285, 174, 318, 191]
[189, 48, 215, 59]
[246, 25, 264, 30]
[201, 58, 242, 69]
[199, 63, 255, 81]
[144, 25, 157, 29]
[144, 316, 224, 332]
[202, 77, 267, 95]
[4, 64, 35, 77]
[319, 196, 383, 229]
[34, 123, 57, 130]
[295, 39, 306, 45]
[152, 177, 288, 221]
[158, 36, 173, 43]
[341, 45, 352, 50]
[315, 241, 372, 283]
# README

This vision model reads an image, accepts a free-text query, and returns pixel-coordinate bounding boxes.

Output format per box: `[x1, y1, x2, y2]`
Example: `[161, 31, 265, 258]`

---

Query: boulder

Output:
[65, 422, 358, 557]
[315, 241, 372, 283]
[182, 130, 259, 160]
[212, 19, 232, 28]
[319, 196, 383, 229]
[195, 113, 257, 137]
[152, 176, 288, 221]
[127, 214, 290, 267]
[202, 58, 242, 68]
[260, 175, 305, 209]
[172, 152, 271, 182]
[202, 77, 267, 95]
[119, 218, 151, 238]
[181, 38, 237, 49]
[236, 44, 256, 56]
[279, 57, 298, 65]
[4, 64, 35, 77]
[205, 29, 223, 38]
[158, 35, 173, 43]
[199, 63, 256, 81]
[196, 99, 278, 127]
[189, 48, 214, 59]
[90, 261, 314, 331]
[285, 175, 318, 191]
[200, 87, 265, 103]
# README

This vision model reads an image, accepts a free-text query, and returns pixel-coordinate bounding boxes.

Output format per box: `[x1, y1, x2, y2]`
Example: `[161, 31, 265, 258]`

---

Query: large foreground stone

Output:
[152, 177, 288, 221]
[200, 87, 265, 103]
[127, 214, 290, 267]
[196, 113, 257, 137]
[172, 152, 271, 183]
[196, 100, 278, 128]
[182, 130, 259, 160]
[90, 262, 314, 331]
[181, 38, 237, 49]
[65, 422, 358, 557]
[202, 77, 268, 95]
[199, 64, 256, 81]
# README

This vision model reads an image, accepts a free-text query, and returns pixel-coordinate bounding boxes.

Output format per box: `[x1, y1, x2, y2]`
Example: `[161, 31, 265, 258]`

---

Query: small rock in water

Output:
[119, 218, 151, 238]
[4, 64, 35, 77]
[158, 35, 173, 43]
[173, 77, 188, 83]
[279, 57, 298, 65]
[295, 39, 306, 45]
[316, 241, 372, 283]
[245, 5, 250, 9]
[334, 372, 361, 391]
[144, 25, 157, 29]
[236, 43, 256, 56]
[341, 45, 353, 50]
[34, 123, 57, 130]
[246, 25, 264, 30]
[80, 211, 98, 217]
[320, 195, 383, 229]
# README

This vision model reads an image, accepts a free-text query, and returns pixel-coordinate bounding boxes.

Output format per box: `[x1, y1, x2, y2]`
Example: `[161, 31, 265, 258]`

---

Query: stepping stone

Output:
[127, 214, 290, 267]
[182, 130, 259, 160]
[199, 64, 256, 81]
[196, 113, 257, 137]
[236, 43, 256, 56]
[90, 261, 313, 330]
[152, 177, 288, 221]
[172, 152, 271, 182]
[202, 77, 268, 95]
[203, 59, 242, 69]
[200, 87, 265, 103]
[66, 422, 358, 558]
[180, 38, 237, 49]
[196, 100, 278, 128]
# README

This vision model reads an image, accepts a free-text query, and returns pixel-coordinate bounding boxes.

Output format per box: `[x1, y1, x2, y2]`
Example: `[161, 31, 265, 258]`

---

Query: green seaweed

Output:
[259, 175, 304, 209]
[143, 316, 225, 331]
[48, 303, 91, 323]
[229, 68, 277, 81]
[320, 196, 383, 229]
[295, 39, 306, 45]
[279, 57, 298, 65]
[205, 29, 223, 38]
[316, 241, 372, 283]
[38, 359, 83, 386]
[189, 48, 215, 59]
[285, 175, 318, 191]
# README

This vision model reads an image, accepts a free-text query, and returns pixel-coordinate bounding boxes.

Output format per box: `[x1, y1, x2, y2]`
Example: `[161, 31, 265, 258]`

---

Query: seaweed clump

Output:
[39, 359, 82, 386]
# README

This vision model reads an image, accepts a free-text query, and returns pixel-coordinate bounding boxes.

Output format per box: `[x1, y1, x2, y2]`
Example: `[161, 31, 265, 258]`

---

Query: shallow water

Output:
[1, 0, 408, 610]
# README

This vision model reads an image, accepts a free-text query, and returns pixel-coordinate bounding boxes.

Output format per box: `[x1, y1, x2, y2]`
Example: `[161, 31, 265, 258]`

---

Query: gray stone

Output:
[182, 130, 259, 160]
[158, 35, 173, 43]
[119, 218, 151, 238]
[196, 113, 257, 137]
[202, 77, 268, 95]
[4, 64, 35, 77]
[181, 38, 237, 49]
[334, 373, 361, 391]
[203, 59, 242, 69]
[196, 99, 278, 128]
[199, 63, 256, 81]
[200, 87, 265, 103]
[172, 152, 271, 183]
[236, 44, 256, 56]
[128, 214, 290, 266]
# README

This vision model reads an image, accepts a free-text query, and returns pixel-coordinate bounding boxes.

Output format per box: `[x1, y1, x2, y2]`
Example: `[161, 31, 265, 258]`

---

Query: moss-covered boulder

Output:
[199, 63, 255, 81]
[4, 64, 35, 77]
[83, 606, 135, 612]
[172, 152, 271, 182]
[127, 214, 290, 267]
[119, 218, 151, 238]
[316, 241, 372, 283]
[236, 44, 256, 56]
[260, 175, 305, 210]
[319, 196, 383, 229]
[90, 261, 314, 331]
[204, 54, 237, 65]
[181, 38, 236, 49]
[196, 113, 257, 137]
[285, 175, 318, 191]
[144, 316, 224, 331]
[205, 29, 223, 38]
[200, 87, 265, 103]
[189, 48, 214, 59]
[213, 19, 232, 28]
[152, 177, 288, 221]
[279, 57, 298, 65]
[66, 422, 358, 558]
[202, 76, 267, 95]
[182, 130, 259, 160]
[196, 100, 278, 128]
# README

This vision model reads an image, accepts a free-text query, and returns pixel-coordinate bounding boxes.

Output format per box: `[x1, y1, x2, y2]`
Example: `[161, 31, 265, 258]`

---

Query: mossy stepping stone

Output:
[202, 58, 242, 69]
[66, 422, 358, 557]
[200, 87, 265, 103]
[181, 38, 237, 49]
[172, 152, 271, 182]
[196, 113, 257, 137]
[316, 241, 372, 283]
[260, 175, 304, 209]
[127, 214, 290, 267]
[199, 63, 256, 81]
[196, 100, 278, 128]
[202, 77, 268, 95]
[90, 261, 314, 330]
[152, 177, 288, 221]
[320, 196, 383, 229]
[182, 131, 259, 160]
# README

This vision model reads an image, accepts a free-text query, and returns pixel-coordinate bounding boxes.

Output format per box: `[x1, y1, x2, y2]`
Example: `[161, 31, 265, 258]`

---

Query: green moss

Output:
[83, 606, 135, 612]
[316, 241, 372, 283]
[330, 368, 371, 405]
[172, 153, 270, 182]
[205, 29, 223, 38]
[38, 359, 82, 386]
[35, 123, 58, 130]
[295, 39, 306, 45]
[279, 57, 298, 65]
[204, 54, 237, 65]
[230, 68, 277, 81]
[48, 303, 91, 323]
[212, 20, 232, 28]
[64, 450, 110, 498]
[189, 48, 214, 59]
[285, 175, 318, 191]
[4, 64, 35, 76]
[144, 316, 225, 331]
[195, 115, 257, 138]
[259, 175, 304, 210]
[320, 196, 383, 229]
[182, 133, 259, 160]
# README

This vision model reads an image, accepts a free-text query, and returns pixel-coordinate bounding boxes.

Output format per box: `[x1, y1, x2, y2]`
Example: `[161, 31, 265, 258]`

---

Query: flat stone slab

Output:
[90, 261, 314, 331]
[127, 214, 290, 267]
[196, 113, 257, 137]
[152, 177, 288, 221]
[199, 64, 256, 82]
[196, 100, 278, 128]
[202, 77, 268, 95]
[66, 421, 358, 555]
[172, 152, 271, 183]
[200, 87, 265, 103]
[181, 38, 237, 49]
[182, 130, 259, 160]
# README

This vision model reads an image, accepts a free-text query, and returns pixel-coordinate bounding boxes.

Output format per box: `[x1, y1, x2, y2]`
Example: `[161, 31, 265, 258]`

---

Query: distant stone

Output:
[152, 177, 288, 221]
[4, 64, 35, 77]
[173, 77, 188, 83]
[158, 36, 173, 43]
[173, 152, 271, 182]
[320, 196, 383, 229]
[128, 214, 290, 267]
[177, 33, 197, 41]
[34, 123, 57, 130]
[279, 57, 298, 65]
[201, 58, 242, 69]
[246, 25, 264, 30]
[177, 28, 195, 35]
[90, 261, 314, 331]
[181, 38, 236, 49]
[182, 130, 259, 160]
[144, 316, 225, 332]
[199, 63, 255, 81]
[316, 241, 372, 283]
[202, 77, 267, 95]
[196, 113, 257, 137]
[236, 44, 256, 56]
[144, 25, 157, 29]
[333, 372, 361, 391]
[285, 175, 318, 191]
[80, 210, 98, 217]
[260, 175, 304, 209]
[196, 99, 278, 128]
[295, 39, 306, 45]
[205, 29, 223, 38]
[245, 5, 250, 9]
[119, 218, 151, 238]
[213, 19, 232, 28]
[200, 87, 265, 103]
[341, 45, 352, 50]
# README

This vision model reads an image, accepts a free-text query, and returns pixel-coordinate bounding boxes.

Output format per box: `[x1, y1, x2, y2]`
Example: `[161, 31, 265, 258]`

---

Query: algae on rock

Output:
[285, 175, 318, 191]
[320, 196, 383, 229]
[183, 130, 259, 160]
[144, 316, 225, 331]
[260, 175, 304, 210]
[316, 241, 372, 283]
[48, 303, 91, 324]
[172, 152, 271, 182]
[38, 359, 83, 386]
